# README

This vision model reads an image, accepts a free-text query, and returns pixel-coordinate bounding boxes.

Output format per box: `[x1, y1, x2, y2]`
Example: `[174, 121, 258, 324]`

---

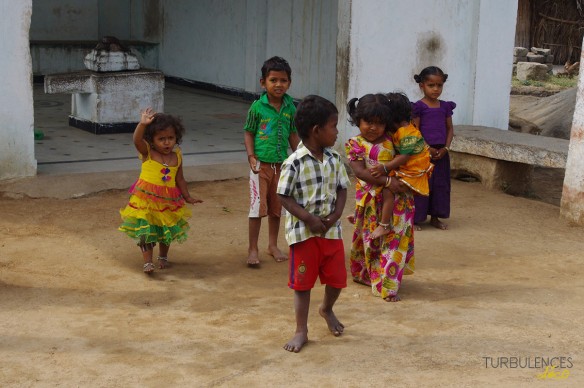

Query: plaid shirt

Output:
[277, 143, 350, 245]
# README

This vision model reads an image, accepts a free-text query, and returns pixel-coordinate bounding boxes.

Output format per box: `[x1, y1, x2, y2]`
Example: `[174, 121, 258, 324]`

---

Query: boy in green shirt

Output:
[244, 56, 300, 266]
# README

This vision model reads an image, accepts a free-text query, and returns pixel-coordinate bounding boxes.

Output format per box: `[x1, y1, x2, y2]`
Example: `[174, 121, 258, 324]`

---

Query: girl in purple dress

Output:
[412, 66, 456, 230]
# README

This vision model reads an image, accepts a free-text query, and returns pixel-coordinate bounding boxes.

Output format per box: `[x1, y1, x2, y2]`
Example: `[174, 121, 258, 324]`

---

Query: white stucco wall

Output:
[340, 0, 517, 142]
[158, 0, 338, 101]
[0, 0, 36, 180]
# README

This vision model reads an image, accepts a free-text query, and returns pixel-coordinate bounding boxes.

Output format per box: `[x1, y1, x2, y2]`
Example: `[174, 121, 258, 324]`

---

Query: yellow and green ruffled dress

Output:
[119, 147, 191, 245]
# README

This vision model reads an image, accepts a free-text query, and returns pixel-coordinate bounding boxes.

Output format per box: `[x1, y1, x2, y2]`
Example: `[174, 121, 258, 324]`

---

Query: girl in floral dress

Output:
[345, 94, 415, 301]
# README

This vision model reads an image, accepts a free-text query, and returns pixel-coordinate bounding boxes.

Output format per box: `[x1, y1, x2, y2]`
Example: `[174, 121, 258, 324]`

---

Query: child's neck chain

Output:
[161, 152, 171, 167]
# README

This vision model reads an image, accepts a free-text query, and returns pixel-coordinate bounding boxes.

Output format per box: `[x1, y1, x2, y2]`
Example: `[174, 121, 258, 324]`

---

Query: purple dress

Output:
[411, 100, 456, 223]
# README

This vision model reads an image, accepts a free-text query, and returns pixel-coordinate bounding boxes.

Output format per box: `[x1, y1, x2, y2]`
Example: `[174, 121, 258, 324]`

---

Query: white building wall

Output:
[158, 0, 337, 101]
[0, 0, 36, 180]
[340, 0, 517, 142]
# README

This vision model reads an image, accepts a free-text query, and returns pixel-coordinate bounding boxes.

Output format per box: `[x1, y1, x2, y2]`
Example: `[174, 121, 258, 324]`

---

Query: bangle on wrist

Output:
[383, 164, 389, 174]
[444, 147, 449, 152]
[385, 176, 392, 188]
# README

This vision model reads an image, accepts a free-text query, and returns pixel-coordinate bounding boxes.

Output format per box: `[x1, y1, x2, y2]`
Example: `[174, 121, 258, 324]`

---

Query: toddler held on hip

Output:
[368, 92, 433, 239]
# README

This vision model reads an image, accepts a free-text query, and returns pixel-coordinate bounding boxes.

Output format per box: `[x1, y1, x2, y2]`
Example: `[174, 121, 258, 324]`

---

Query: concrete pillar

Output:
[561, 46, 584, 225]
[0, 0, 36, 180]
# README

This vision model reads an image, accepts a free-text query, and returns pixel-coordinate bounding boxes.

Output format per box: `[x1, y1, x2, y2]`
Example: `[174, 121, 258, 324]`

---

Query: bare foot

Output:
[319, 306, 344, 336]
[267, 246, 288, 262]
[430, 217, 448, 230]
[283, 331, 308, 353]
[247, 250, 260, 267]
[414, 224, 422, 231]
[371, 225, 391, 239]
[384, 294, 401, 302]
[346, 215, 355, 224]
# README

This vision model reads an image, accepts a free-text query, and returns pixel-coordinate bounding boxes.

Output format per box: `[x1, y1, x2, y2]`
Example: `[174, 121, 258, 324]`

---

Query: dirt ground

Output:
[0, 176, 583, 387]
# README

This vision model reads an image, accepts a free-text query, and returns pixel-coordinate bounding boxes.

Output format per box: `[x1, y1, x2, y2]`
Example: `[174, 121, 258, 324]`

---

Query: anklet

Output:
[378, 222, 391, 230]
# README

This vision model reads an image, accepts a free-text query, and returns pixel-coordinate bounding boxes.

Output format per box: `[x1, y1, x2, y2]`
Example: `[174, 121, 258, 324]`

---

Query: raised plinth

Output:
[450, 125, 568, 195]
[44, 69, 164, 134]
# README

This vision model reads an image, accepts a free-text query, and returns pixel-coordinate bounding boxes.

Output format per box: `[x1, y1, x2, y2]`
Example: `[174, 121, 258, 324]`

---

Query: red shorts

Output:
[288, 237, 347, 291]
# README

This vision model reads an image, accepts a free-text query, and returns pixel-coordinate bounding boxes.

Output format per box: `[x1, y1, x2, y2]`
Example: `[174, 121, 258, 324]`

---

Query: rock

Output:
[516, 62, 549, 81]
[527, 53, 546, 63]
[514, 47, 529, 56]
[510, 88, 576, 140]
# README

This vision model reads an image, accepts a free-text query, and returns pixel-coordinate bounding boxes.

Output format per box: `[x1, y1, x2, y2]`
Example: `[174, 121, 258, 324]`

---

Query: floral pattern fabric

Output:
[345, 135, 415, 299]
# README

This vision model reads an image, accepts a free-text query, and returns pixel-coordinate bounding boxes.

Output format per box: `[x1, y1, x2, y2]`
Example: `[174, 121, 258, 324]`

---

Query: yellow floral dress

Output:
[119, 147, 191, 245]
[345, 134, 415, 299]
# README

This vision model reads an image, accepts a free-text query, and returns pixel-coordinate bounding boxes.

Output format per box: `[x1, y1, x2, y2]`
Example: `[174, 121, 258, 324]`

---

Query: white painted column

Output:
[0, 0, 36, 180]
[560, 43, 584, 225]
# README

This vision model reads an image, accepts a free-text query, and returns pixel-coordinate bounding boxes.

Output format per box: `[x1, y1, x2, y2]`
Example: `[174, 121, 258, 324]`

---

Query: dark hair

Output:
[143, 113, 186, 145]
[294, 95, 338, 140]
[346, 93, 392, 130]
[261, 56, 292, 80]
[386, 92, 412, 125]
[413, 66, 448, 83]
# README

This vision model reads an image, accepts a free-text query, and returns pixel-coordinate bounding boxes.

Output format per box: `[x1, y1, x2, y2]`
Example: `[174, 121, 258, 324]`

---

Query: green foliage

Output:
[511, 75, 578, 90]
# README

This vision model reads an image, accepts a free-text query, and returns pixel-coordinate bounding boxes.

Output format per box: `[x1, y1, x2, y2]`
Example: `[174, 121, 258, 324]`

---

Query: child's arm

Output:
[278, 194, 327, 234]
[370, 154, 411, 177]
[244, 131, 260, 173]
[349, 159, 409, 193]
[176, 164, 202, 204]
[412, 117, 420, 129]
[133, 108, 155, 158]
[433, 116, 454, 160]
[288, 132, 300, 151]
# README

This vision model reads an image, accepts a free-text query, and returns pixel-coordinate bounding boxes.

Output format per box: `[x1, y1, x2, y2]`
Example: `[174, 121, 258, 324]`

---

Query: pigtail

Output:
[347, 97, 359, 125]
[443, 73, 448, 82]
[413, 74, 422, 83]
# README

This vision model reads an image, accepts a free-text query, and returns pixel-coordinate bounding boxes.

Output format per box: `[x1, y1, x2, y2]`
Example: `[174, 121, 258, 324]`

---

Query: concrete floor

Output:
[33, 82, 250, 175]
[0, 83, 253, 199]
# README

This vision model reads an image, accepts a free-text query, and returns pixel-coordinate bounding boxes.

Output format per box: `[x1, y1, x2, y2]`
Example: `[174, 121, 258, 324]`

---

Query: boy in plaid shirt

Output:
[277, 95, 350, 353]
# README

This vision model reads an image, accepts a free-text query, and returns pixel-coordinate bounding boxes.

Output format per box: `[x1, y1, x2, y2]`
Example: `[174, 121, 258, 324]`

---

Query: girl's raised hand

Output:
[139, 107, 156, 126]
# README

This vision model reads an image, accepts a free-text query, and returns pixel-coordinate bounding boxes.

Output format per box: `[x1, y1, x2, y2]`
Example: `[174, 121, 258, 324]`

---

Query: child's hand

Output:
[321, 215, 337, 231]
[140, 107, 156, 126]
[370, 163, 387, 178]
[185, 196, 203, 204]
[306, 214, 327, 234]
[248, 155, 260, 174]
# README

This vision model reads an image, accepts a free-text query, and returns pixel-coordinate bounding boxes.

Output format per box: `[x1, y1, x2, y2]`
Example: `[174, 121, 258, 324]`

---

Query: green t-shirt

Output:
[243, 93, 297, 163]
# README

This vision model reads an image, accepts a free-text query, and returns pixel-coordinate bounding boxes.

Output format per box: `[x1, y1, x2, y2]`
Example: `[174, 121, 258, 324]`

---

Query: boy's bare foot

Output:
[247, 250, 260, 267]
[319, 306, 344, 336]
[283, 331, 308, 353]
[384, 294, 401, 302]
[346, 215, 355, 224]
[430, 217, 448, 230]
[371, 224, 391, 239]
[414, 224, 422, 231]
[267, 246, 288, 262]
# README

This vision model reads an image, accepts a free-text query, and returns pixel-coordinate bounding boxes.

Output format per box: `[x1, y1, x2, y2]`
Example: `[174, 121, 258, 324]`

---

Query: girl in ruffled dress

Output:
[119, 108, 202, 273]
[412, 66, 456, 230]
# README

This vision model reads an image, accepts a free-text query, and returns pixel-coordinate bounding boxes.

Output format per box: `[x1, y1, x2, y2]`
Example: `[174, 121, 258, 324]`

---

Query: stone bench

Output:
[450, 125, 568, 195]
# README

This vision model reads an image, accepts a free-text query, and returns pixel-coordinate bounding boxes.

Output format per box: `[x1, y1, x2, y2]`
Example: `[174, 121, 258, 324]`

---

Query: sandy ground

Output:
[0, 176, 583, 387]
